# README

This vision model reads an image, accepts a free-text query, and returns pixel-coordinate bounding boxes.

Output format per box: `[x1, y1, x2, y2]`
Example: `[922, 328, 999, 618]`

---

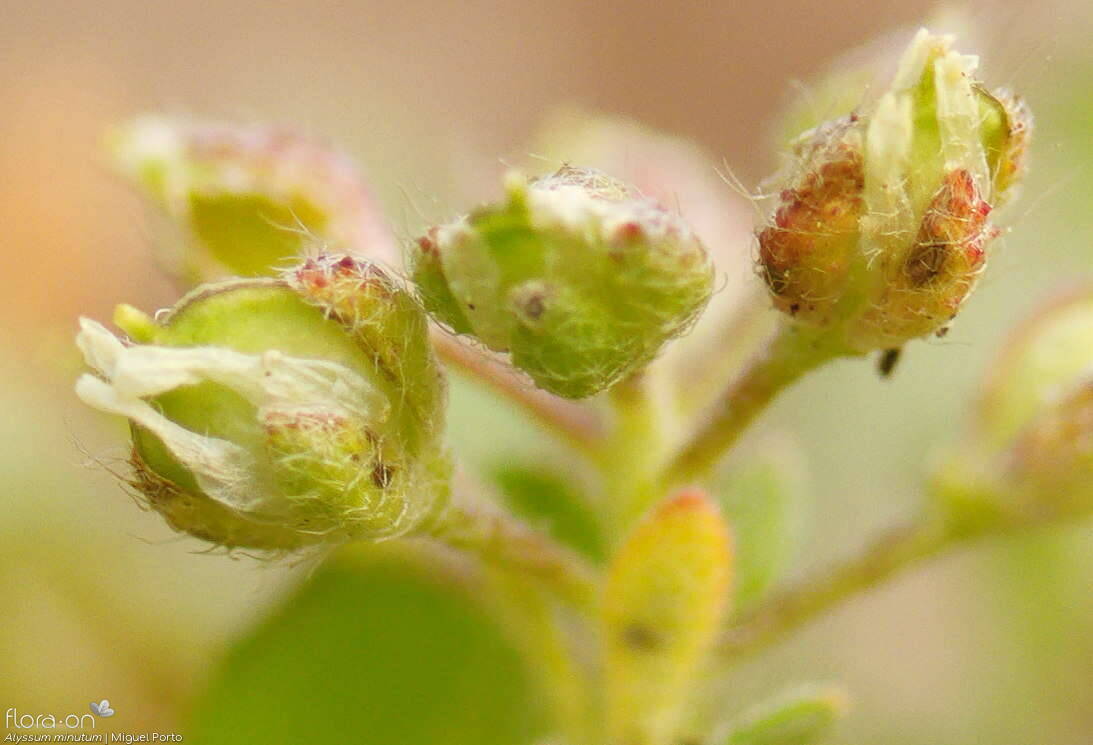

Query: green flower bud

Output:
[935, 289, 1093, 526]
[757, 29, 1031, 352]
[981, 289, 1093, 521]
[979, 289, 1093, 447]
[410, 165, 715, 398]
[111, 116, 396, 282]
[1005, 382, 1093, 520]
[76, 255, 449, 551]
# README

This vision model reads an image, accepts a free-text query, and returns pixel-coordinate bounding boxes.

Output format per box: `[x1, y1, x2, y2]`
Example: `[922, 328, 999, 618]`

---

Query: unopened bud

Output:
[980, 289, 1093, 446]
[757, 29, 1031, 352]
[758, 118, 864, 326]
[1006, 381, 1093, 520]
[76, 256, 449, 551]
[111, 116, 395, 283]
[411, 165, 714, 398]
[936, 288, 1093, 526]
[980, 288, 1093, 521]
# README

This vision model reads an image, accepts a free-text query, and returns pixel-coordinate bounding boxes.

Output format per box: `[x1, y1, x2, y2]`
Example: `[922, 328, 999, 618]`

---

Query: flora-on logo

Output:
[5, 706, 97, 729]
[89, 700, 114, 718]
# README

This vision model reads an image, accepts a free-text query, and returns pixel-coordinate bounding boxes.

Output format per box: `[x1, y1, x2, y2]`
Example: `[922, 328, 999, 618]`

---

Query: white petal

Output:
[75, 374, 260, 510]
[74, 318, 387, 512]
[934, 51, 990, 188]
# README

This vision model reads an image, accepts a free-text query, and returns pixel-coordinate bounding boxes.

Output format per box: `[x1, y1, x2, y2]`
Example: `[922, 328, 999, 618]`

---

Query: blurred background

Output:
[2, 0, 1091, 743]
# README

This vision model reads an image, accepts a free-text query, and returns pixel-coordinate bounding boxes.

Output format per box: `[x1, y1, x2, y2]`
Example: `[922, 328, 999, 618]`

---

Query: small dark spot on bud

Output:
[936, 326, 950, 338]
[621, 622, 662, 651]
[905, 241, 949, 287]
[878, 347, 902, 378]
[523, 294, 545, 320]
[371, 463, 395, 489]
[756, 251, 789, 297]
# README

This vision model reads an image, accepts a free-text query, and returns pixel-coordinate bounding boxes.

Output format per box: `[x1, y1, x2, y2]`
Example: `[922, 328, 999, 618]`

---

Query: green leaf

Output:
[715, 453, 805, 615]
[187, 548, 549, 745]
[719, 684, 848, 745]
[492, 463, 606, 562]
[602, 491, 733, 745]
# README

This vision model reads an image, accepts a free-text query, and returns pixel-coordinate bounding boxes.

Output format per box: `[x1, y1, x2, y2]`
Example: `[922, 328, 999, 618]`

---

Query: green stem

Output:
[437, 496, 600, 609]
[715, 518, 959, 663]
[675, 288, 776, 419]
[712, 440, 1078, 666]
[432, 330, 604, 452]
[597, 372, 664, 534]
[659, 323, 846, 490]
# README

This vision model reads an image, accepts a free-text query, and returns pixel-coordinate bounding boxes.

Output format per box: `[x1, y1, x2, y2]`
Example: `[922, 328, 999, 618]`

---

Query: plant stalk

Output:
[715, 518, 959, 663]
[437, 495, 600, 609]
[432, 330, 604, 451]
[659, 323, 846, 490]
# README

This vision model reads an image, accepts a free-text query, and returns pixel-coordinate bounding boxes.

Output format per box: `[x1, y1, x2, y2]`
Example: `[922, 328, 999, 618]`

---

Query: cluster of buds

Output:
[76, 256, 449, 551]
[111, 116, 395, 282]
[411, 165, 715, 398]
[757, 29, 1031, 353]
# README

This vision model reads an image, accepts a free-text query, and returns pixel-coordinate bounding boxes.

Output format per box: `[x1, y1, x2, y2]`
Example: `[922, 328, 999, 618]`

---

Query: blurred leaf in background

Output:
[715, 444, 807, 616]
[188, 548, 549, 745]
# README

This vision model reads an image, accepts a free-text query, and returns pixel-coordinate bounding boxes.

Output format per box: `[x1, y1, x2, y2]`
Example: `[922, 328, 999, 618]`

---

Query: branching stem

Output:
[715, 518, 978, 664]
[436, 493, 600, 609]
[659, 323, 847, 490]
[432, 330, 604, 451]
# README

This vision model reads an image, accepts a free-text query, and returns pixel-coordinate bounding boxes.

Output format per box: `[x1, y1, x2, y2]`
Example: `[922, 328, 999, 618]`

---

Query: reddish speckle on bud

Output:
[613, 220, 647, 245]
[757, 119, 864, 324]
[910, 169, 993, 285]
[856, 168, 998, 348]
[657, 487, 710, 513]
[289, 253, 393, 325]
[416, 227, 440, 257]
[756, 31, 1029, 354]
[904, 169, 992, 288]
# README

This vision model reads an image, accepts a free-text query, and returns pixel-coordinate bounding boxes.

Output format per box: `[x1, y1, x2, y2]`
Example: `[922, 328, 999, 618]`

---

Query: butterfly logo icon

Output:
[89, 699, 115, 718]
